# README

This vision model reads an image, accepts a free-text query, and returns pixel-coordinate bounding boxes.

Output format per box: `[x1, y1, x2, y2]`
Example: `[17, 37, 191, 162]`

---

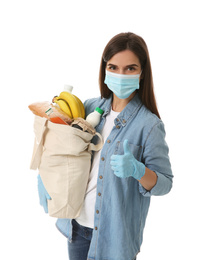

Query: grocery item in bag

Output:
[86, 107, 104, 127]
[52, 85, 85, 119]
[28, 101, 72, 125]
[71, 107, 104, 133]
[28, 85, 85, 125]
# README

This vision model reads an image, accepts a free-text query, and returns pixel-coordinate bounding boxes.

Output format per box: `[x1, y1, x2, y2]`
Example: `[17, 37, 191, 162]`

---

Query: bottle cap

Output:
[64, 85, 73, 93]
[95, 107, 104, 115]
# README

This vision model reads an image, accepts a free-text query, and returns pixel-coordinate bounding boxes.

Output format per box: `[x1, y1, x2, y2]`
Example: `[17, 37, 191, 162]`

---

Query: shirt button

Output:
[116, 125, 120, 129]
[99, 175, 103, 179]
[96, 210, 99, 214]
[101, 157, 105, 161]
[122, 119, 126, 124]
[116, 118, 119, 122]
[98, 192, 101, 196]
[107, 139, 111, 143]
[95, 226, 98, 230]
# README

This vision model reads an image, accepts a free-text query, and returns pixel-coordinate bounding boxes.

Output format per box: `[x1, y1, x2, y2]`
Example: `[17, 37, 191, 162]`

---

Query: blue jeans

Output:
[67, 219, 137, 260]
[68, 220, 93, 260]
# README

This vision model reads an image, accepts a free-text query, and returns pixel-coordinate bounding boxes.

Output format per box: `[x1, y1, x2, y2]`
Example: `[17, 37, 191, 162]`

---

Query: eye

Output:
[107, 64, 117, 70]
[127, 66, 136, 71]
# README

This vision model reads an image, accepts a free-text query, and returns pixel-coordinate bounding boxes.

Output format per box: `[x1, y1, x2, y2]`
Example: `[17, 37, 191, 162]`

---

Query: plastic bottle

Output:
[64, 84, 73, 93]
[86, 107, 104, 128]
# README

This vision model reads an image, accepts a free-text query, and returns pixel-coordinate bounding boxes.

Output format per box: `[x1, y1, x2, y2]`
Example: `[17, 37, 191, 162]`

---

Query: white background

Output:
[0, 0, 203, 259]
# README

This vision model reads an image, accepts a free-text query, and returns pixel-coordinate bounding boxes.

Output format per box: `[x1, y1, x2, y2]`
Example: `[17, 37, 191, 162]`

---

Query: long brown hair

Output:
[99, 32, 160, 119]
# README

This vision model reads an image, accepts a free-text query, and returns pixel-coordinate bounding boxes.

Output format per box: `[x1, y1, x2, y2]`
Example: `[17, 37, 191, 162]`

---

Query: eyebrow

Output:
[107, 63, 139, 67]
[126, 64, 139, 67]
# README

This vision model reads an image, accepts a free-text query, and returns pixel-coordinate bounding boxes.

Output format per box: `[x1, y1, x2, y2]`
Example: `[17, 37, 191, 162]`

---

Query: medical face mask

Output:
[104, 70, 141, 99]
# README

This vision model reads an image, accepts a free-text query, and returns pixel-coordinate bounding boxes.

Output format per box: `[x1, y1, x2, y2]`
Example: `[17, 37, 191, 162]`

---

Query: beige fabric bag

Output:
[30, 115, 103, 218]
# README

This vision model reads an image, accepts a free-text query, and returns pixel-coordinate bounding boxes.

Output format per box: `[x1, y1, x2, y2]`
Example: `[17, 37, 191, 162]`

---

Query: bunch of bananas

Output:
[53, 90, 85, 119]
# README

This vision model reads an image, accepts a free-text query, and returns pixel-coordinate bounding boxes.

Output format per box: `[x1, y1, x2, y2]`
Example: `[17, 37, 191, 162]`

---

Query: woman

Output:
[40, 32, 173, 260]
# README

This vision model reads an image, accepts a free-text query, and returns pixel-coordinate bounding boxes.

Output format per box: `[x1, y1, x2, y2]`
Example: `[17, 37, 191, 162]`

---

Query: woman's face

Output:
[106, 49, 142, 75]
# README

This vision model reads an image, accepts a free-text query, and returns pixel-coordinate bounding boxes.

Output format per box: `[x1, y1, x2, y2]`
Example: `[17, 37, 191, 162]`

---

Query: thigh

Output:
[68, 220, 93, 260]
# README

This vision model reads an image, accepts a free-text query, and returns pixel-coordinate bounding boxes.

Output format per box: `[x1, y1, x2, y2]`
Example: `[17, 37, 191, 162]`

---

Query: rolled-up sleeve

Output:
[139, 121, 173, 196]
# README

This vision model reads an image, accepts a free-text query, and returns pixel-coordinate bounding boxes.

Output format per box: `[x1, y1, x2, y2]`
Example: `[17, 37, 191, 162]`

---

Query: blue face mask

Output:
[104, 70, 141, 99]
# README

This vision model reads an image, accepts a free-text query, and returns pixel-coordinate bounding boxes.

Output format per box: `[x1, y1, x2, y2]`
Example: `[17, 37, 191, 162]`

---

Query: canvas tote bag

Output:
[30, 115, 103, 218]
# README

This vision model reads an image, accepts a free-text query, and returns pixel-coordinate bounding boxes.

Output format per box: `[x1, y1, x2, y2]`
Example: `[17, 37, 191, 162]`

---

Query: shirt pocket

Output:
[114, 141, 143, 161]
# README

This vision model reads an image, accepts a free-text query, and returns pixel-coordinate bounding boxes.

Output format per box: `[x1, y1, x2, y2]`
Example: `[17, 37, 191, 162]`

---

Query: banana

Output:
[53, 97, 73, 118]
[58, 91, 82, 118]
[73, 94, 85, 119]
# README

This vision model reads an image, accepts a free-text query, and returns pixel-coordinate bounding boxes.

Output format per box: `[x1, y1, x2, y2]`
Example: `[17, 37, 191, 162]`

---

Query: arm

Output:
[111, 122, 173, 196]
[139, 167, 158, 191]
[111, 140, 158, 191]
[140, 121, 173, 196]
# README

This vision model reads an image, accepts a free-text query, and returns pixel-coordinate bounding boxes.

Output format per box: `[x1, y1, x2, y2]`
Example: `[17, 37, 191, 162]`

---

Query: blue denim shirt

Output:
[56, 94, 173, 260]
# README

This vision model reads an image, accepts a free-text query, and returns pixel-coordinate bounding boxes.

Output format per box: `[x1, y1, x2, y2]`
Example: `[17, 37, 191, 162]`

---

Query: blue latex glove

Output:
[110, 139, 146, 180]
[37, 174, 51, 213]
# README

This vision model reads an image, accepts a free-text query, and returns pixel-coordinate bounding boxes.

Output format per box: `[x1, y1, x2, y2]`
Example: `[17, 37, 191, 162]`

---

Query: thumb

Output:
[45, 189, 51, 200]
[123, 139, 131, 154]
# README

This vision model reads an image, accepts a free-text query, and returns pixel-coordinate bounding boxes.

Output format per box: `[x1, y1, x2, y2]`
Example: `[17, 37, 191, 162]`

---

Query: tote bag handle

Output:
[88, 132, 103, 152]
[30, 116, 48, 170]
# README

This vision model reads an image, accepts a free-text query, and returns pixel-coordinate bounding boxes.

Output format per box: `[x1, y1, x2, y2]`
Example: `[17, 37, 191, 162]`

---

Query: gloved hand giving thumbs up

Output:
[110, 139, 146, 180]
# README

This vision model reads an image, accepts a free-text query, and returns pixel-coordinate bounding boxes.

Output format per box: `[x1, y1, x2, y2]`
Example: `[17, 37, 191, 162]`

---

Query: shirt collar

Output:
[101, 94, 143, 127]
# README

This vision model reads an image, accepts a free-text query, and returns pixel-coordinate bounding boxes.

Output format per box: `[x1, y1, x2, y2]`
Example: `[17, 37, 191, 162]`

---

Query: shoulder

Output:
[84, 96, 110, 116]
[135, 104, 166, 140]
[139, 104, 162, 127]
[84, 97, 101, 110]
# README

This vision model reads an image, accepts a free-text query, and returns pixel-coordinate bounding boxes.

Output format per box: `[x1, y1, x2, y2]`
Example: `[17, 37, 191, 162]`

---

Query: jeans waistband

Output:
[72, 219, 93, 241]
